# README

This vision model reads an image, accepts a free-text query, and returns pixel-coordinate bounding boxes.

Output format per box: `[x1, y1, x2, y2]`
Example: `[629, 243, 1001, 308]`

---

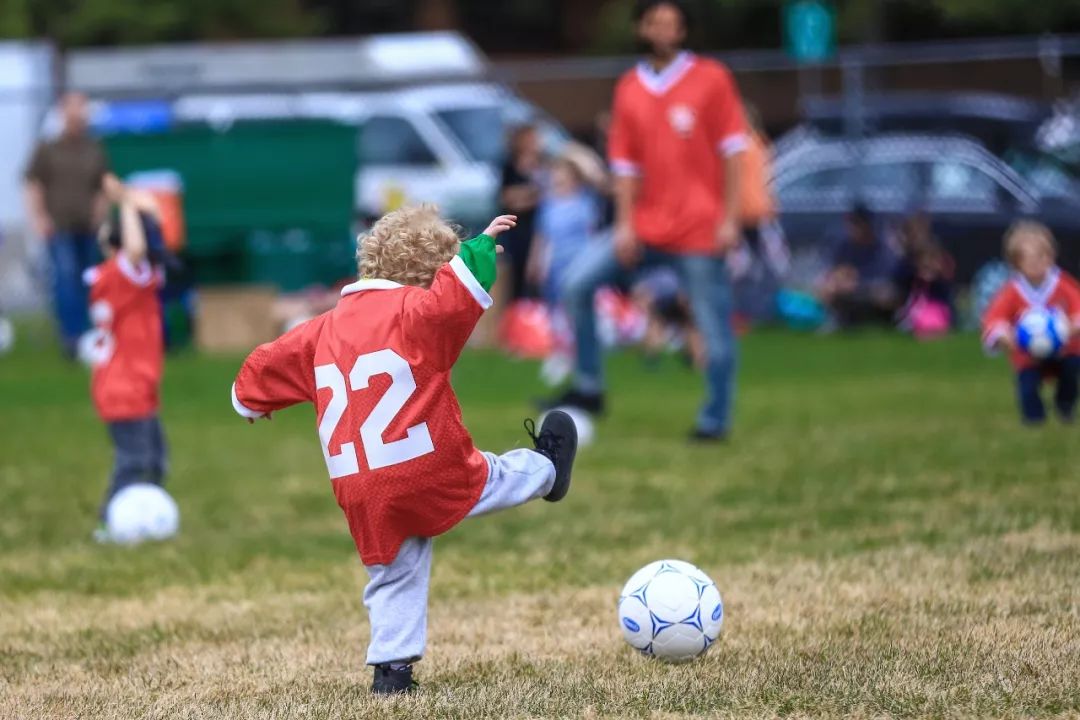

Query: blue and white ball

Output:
[1017, 307, 1070, 359]
[105, 484, 180, 545]
[618, 559, 723, 663]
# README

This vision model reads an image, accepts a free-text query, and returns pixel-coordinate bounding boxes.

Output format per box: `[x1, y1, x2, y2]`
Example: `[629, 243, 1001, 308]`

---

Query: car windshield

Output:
[435, 107, 505, 165]
[1004, 148, 1080, 200]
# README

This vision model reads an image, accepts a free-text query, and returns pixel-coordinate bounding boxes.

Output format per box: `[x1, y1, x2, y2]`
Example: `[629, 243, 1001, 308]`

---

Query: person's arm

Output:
[403, 216, 515, 370]
[608, 79, 643, 267]
[101, 175, 148, 266]
[233, 316, 323, 422]
[982, 286, 1017, 354]
[710, 66, 748, 253]
[23, 145, 53, 239]
[501, 184, 540, 213]
[526, 231, 548, 288]
[499, 162, 540, 212]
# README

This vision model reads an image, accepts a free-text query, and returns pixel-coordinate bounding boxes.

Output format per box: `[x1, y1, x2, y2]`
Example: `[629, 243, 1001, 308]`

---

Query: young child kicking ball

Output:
[982, 221, 1080, 424]
[231, 206, 578, 694]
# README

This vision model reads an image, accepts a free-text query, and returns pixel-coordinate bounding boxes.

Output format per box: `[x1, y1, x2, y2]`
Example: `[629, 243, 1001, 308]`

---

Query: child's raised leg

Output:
[467, 449, 556, 518]
[1054, 356, 1080, 421]
[1017, 367, 1046, 425]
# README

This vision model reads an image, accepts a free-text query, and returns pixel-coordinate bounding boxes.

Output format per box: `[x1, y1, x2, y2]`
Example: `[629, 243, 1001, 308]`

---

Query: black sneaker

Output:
[372, 664, 417, 695]
[538, 388, 606, 416]
[688, 428, 728, 444]
[525, 411, 578, 502]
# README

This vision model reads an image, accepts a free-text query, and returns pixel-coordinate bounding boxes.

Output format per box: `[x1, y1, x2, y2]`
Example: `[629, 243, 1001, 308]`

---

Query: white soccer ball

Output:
[106, 483, 179, 545]
[618, 559, 723, 663]
[542, 405, 595, 447]
[0, 316, 14, 355]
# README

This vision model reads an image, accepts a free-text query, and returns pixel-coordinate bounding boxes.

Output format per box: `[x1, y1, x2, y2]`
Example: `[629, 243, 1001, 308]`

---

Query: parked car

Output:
[778, 92, 1080, 209]
[773, 134, 1080, 283]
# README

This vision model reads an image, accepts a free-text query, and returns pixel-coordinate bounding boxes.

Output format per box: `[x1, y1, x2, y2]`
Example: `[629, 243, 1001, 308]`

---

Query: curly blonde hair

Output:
[357, 204, 461, 288]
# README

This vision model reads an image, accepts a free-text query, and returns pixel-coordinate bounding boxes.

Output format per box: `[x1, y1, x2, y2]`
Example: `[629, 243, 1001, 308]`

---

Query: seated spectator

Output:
[893, 211, 956, 338]
[817, 204, 901, 329]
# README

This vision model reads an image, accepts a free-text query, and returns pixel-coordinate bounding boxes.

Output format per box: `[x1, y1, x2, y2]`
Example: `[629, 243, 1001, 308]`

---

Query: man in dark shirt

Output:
[818, 204, 901, 328]
[498, 123, 543, 300]
[24, 92, 109, 356]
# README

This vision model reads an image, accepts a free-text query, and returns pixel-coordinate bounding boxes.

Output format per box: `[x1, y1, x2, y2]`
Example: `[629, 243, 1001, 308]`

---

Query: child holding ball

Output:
[982, 221, 1080, 424]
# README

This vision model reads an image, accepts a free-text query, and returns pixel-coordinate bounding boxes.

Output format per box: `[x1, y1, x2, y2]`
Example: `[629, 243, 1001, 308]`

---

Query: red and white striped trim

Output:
[118, 255, 155, 287]
[340, 278, 404, 296]
[719, 133, 749, 156]
[449, 255, 493, 310]
[635, 52, 696, 96]
[610, 159, 642, 178]
[231, 382, 265, 419]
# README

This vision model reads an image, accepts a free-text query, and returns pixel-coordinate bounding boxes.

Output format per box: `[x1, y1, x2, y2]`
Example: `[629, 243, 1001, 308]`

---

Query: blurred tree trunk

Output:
[415, 0, 459, 31]
[560, 0, 608, 52]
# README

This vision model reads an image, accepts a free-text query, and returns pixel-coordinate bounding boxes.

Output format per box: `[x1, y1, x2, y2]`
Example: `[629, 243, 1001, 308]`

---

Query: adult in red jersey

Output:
[83, 176, 168, 535]
[544, 0, 746, 442]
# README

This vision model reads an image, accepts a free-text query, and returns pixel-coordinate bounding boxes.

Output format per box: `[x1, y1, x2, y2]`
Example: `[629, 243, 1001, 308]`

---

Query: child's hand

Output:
[484, 215, 517, 238]
[999, 331, 1018, 353]
[246, 412, 273, 425]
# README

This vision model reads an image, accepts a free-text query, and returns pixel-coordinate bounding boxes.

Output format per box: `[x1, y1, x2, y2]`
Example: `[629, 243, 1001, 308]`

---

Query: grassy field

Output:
[2, 330, 1079, 719]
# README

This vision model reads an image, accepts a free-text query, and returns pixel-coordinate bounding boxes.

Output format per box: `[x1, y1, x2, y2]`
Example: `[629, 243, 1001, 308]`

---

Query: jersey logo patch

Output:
[668, 104, 696, 138]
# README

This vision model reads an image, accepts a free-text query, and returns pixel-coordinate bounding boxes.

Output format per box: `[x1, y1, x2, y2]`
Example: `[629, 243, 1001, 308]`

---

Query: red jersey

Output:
[232, 256, 493, 566]
[608, 52, 746, 254]
[84, 256, 164, 421]
[982, 267, 1080, 369]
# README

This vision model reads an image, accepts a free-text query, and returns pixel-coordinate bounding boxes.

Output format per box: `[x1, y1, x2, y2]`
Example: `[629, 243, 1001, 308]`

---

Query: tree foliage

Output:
[1, 0, 1079, 50]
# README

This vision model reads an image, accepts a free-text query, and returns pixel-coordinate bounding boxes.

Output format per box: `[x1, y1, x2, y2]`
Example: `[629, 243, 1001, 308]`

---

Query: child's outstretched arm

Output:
[455, 214, 516, 292]
[232, 316, 325, 422]
[102, 175, 149, 266]
[982, 286, 1018, 354]
[403, 215, 515, 370]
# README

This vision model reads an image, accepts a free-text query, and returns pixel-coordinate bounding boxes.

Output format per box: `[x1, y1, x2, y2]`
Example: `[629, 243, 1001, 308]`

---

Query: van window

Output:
[360, 116, 437, 166]
[435, 108, 504, 165]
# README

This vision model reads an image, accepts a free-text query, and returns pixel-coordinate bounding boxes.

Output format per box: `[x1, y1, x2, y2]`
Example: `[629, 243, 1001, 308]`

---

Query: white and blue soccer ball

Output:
[618, 559, 723, 663]
[1017, 307, 1070, 359]
[105, 484, 180, 545]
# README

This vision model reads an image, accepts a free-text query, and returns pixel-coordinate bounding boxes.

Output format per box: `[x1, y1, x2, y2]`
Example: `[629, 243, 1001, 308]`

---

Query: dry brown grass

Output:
[5, 529, 1079, 719]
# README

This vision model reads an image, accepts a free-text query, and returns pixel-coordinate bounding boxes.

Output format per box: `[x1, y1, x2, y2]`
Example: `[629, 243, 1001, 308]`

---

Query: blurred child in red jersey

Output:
[232, 207, 579, 695]
[982, 221, 1080, 424]
[84, 175, 168, 538]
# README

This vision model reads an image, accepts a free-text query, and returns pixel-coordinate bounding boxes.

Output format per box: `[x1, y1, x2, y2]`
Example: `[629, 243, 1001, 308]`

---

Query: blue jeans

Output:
[48, 232, 99, 351]
[1017, 356, 1080, 424]
[562, 242, 736, 433]
[101, 416, 168, 519]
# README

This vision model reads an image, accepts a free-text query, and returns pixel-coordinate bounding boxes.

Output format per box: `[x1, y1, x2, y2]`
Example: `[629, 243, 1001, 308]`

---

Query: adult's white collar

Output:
[636, 51, 696, 95]
[340, 278, 403, 296]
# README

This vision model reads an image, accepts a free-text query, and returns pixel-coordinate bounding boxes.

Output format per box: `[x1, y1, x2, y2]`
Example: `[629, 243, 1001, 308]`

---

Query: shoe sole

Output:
[541, 410, 578, 502]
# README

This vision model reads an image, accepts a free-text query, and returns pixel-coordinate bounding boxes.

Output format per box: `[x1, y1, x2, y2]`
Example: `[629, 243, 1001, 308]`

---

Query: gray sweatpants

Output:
[100, 416, 168, 519]
[362, 448, 555, 665]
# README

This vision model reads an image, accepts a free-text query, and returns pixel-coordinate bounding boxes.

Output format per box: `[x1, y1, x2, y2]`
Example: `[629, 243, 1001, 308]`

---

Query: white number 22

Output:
[315, 349, 435, 477]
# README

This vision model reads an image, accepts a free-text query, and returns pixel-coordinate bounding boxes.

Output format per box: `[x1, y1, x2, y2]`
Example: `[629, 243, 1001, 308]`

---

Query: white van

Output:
[349, 83, 567, 226]
[61, 33, 571, 229]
